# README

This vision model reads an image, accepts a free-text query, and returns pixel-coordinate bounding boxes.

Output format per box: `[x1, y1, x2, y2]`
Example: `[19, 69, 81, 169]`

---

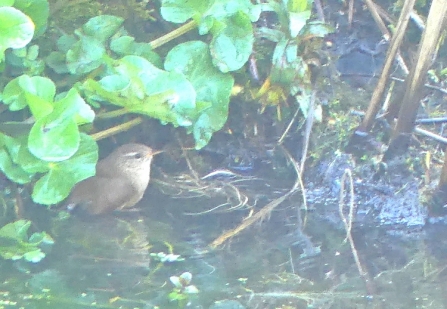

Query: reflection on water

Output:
[1, 179, 447, 308]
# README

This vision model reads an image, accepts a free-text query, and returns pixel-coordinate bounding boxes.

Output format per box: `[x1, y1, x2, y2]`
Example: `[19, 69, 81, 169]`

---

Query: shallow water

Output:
[1, 167, 447, 309]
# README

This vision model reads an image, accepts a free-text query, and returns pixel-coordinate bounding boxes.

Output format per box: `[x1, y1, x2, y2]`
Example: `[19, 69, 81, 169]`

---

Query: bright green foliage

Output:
[14, 0, 49, 37]
[0, 0, 330, 206]
[262, 0, 333, 88]
[6, 44, 45, 75]
[258, 0, 333, 118]
[82, 55, 199, 126]
[161, 0, 260, 72]
[0, 220, 54, 263]
[169, 272, 199, 307]
[3, 75, 95, 161]
[165, 41, 234, 149]
[0, 0, 49, 63]
[0, 6, 35, 62]
[31, 134, 98, 204]
[47, 15, 124, 75]
[0, 73, 97, 204]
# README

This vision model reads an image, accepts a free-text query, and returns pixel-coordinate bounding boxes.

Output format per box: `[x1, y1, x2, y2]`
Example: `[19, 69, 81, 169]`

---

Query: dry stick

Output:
[300, 91, 316, 173]
[365, 0, 409, 74]
[414, 127, 447, 145]
[339, 169, 375, 295]
[348, 0, 354, 26]
[358, 0, 415, 133]
[314, 0, 326, 22]
[209, 145, 304, 249]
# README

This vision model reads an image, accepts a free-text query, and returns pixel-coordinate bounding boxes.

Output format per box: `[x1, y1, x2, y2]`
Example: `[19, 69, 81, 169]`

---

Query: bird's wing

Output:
[82, 177, 140, 215]
[95, 159, 116, 178]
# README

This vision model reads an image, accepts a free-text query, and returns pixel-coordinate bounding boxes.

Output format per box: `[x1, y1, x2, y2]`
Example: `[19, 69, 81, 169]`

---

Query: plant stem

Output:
[150, 20, 198, 49]
[91, 117, 143, 141]
[96, 108, 129, 119]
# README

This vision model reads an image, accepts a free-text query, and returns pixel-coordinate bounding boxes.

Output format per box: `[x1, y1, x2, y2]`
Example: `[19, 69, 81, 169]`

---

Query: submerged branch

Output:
[209, 145, 304, 249]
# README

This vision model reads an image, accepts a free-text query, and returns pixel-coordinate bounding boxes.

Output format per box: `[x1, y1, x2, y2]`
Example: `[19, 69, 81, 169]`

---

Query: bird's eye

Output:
[134, 153, 143, 159]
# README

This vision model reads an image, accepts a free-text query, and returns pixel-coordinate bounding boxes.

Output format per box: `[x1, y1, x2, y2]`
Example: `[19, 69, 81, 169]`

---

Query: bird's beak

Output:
[151, 150, 163, 157]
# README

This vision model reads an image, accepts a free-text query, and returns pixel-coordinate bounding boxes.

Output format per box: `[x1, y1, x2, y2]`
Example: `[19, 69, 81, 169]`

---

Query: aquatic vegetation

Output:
[0, 220, 53, 263]
[169, 272, 199, 307]
[150, 251, 184, 263]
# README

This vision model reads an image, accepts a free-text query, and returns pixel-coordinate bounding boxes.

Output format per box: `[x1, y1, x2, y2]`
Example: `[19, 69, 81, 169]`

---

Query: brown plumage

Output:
[67, 143, 156, 215]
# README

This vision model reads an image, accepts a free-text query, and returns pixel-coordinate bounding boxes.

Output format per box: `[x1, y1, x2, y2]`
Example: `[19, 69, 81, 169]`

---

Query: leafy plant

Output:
[0, 220, 54, 263]
[0, 0, 49, 64]
[0, 0, 330, 206]
[168, 272, 199, 307]
[255, 0, 333, 117]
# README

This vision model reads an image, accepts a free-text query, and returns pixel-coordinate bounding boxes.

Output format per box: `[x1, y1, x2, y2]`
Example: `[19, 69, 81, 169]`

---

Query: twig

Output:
[338, 169, 375, 295]
[300, 91, 316, 173]
[209, 145, 303, 249]
[415, 126, 447, 144]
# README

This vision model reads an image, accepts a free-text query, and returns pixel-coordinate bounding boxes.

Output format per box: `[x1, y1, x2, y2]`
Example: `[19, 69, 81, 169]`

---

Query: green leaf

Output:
[28, 88, 89, 161]
[46, 51, 69, 74]
[66, 36, 105, 75]
[0, 220, 53, 263]
[270, 38, 302, 86]
[20, 75, 55, 118]
[161, 0, 209, 23]
[0, 0, 15, 6]
[0, 6, 34, 61]
[28, 118, 79, 161]
[209, 11, 253, 72]
[288, 10, 311, 37]
[82, 15, 124, 42]
[110, 35, 161, 66]
[0, 140, 33, 184]
[2, 76, 28, 110]
[2, 74, 55, 114]
[165, 41, 233, 148]
[56, 34, 77, 53]
[201, 0, 258, 21]
[16, 135, 49, 173]
[161, 0, 258, 72]
[0, 220, 31, 241]
[82, 55, 198, 127]
[161, 0, 259, 23]
[32, 134, 98, 204]
[23, 249, 45, 262]
[14, 0, 49, 37]
[287, 0, 310, 12]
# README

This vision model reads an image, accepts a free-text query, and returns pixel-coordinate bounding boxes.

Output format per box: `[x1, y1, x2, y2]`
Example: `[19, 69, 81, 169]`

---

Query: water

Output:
[1, 175, 446, 309]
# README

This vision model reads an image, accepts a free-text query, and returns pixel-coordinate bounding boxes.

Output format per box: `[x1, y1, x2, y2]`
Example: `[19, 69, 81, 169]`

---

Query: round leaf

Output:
[0, 146, 33, 184]
[82, 15, 124, 42]
[165, 41, 234, 148]
[28, 118, 80, 162]
[210, 12, 253, 72]
[66, 36, 105, 75]
[14, 0, 49, 37]
[0, 7, 35, 60]
[32, 134, 98, 204]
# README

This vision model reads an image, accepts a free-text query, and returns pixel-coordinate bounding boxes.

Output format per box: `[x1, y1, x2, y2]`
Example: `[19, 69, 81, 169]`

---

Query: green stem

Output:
[90, 117, 143, 141]
[96, 108, 129, 119]
[150, 20, 198, 49]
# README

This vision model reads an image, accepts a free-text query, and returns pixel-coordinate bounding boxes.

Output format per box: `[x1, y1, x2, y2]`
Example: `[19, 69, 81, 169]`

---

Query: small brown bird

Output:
[67, 143, 158, 215]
